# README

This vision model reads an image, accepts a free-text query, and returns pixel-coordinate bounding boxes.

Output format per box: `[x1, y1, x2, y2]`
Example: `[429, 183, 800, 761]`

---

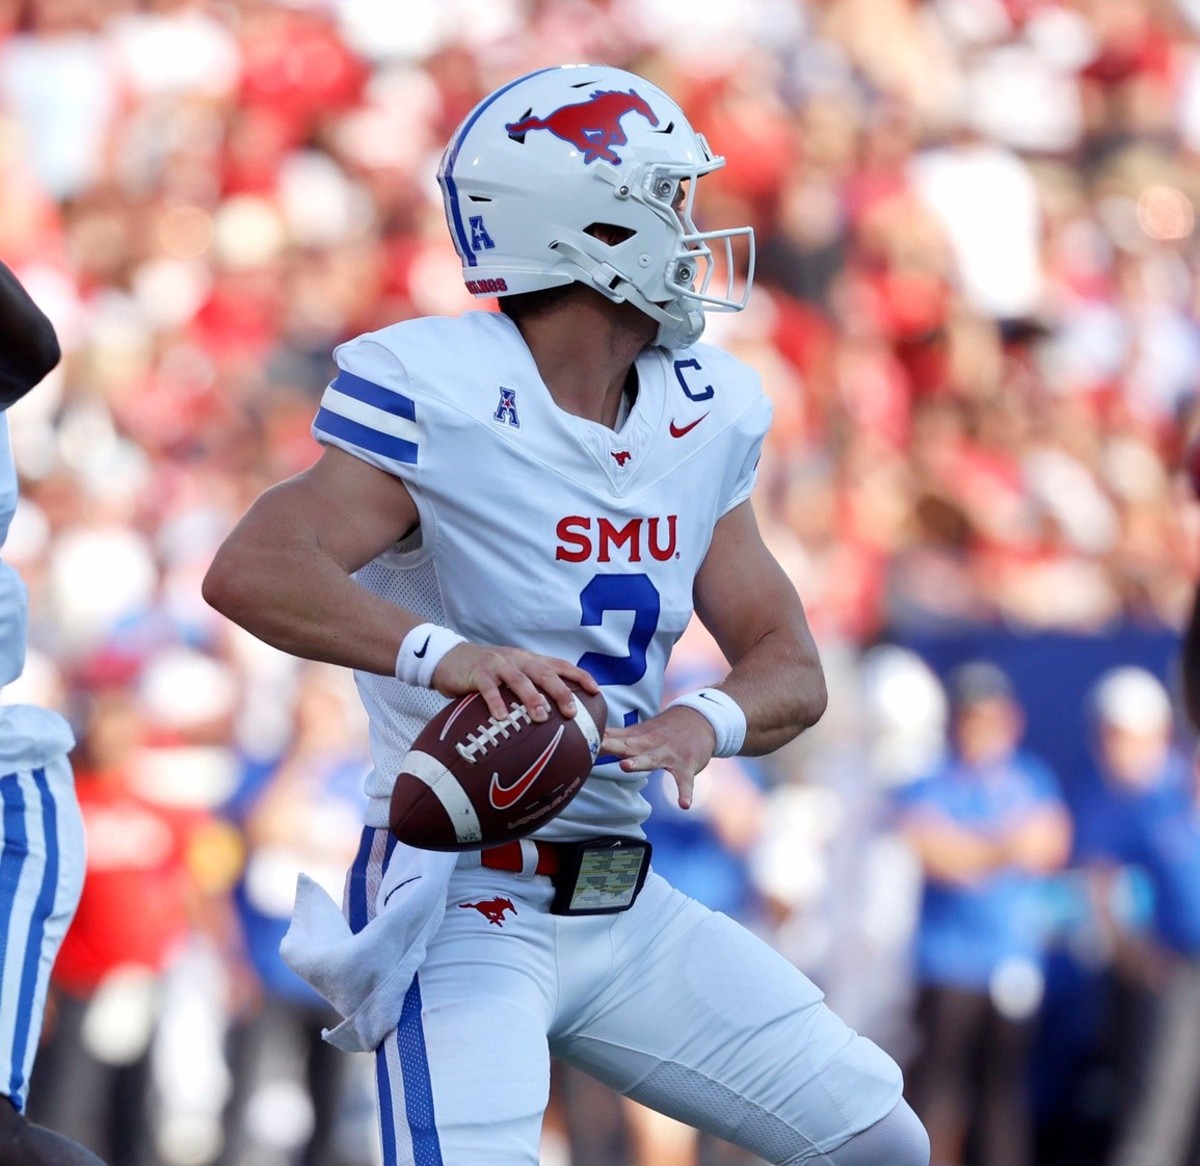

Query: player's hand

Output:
[600, 706, 716, 810]
[432, 643, 599, 723]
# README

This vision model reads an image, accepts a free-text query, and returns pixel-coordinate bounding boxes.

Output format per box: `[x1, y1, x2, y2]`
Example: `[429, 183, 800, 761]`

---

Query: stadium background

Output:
[2, 0, 1199, 1164]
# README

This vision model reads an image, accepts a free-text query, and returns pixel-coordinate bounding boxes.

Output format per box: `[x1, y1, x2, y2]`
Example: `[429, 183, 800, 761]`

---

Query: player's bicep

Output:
[297, 445, 420, 570]
[220, 445, 418, 575]
[692, 501, 816, 667]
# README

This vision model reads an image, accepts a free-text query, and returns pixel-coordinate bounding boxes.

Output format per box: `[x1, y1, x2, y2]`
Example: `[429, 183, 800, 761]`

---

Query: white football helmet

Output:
[437, 64, 755, 349]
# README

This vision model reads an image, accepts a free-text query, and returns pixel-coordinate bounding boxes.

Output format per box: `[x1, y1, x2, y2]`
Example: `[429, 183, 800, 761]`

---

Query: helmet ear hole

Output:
[584, 223, 636, 246]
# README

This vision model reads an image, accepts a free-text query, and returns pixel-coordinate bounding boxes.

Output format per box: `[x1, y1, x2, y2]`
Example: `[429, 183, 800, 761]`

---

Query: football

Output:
[389, 683, 607, 851]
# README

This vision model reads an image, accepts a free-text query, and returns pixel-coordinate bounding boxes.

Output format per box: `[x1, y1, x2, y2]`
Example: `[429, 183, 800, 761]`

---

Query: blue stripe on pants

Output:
[0, 773, 28, 1108]
[398, 976, 442, 1165]
[354, 830, 442, 1164]
[8, 768, 57, 1107]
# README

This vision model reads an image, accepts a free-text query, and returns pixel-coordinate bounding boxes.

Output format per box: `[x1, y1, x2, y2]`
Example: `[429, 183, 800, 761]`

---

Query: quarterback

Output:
[204, 65, 929, 1166]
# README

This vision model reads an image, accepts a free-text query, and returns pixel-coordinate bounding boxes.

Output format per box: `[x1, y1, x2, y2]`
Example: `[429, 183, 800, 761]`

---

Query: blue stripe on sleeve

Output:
[8, 768, 57, 1108]
[332, 370, 417, 422]
[314, 407, 418, 466]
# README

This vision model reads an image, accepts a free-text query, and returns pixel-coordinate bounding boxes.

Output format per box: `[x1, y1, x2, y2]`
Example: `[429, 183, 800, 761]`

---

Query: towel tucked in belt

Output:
[280, 842, 456, 1052]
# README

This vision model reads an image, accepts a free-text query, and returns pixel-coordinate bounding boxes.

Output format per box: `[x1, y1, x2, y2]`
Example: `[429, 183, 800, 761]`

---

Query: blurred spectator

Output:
[899, 661, 1072, 1166]
[1069, 667, 1191, 1165]
[752, 644, 947, 1057]
[218, 663, 375, 1166]
[1075, 664, 1200, 1166]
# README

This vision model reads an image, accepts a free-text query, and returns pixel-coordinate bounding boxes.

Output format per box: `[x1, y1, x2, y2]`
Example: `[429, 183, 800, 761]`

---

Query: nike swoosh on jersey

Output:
[489, 725, 565, 811]
[669, 414, 709, 438]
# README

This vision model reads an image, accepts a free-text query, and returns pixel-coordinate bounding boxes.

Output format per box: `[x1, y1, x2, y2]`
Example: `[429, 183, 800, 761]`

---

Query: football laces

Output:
[455, 700, 533, 762]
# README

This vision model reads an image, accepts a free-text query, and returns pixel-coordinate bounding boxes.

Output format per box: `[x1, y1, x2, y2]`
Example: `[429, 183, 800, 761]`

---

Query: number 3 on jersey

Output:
[576, 573, 659, 686]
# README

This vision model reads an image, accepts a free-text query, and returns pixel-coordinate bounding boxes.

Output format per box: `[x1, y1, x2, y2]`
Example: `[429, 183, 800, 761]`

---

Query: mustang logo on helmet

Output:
[505, 89, 658, 165]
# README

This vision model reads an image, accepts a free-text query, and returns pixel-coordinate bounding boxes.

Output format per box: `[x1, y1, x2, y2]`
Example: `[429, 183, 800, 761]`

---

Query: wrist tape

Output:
[665, 687, 747, 758]
[395, 623, 467, 688]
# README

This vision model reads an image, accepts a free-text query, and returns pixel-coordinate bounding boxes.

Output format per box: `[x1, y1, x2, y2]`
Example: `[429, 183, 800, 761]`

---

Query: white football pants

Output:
[348, 828, 905, 1166]
[0, 706, 85, 1112]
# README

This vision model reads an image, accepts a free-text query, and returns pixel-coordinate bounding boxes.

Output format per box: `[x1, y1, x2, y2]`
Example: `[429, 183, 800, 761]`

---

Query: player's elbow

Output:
[202, 546, 255, 628]
[796, 659, 828, 731]
[28, 319, 61, 384]
[801, 666, 830, 729]
[0, 325, 60, 407]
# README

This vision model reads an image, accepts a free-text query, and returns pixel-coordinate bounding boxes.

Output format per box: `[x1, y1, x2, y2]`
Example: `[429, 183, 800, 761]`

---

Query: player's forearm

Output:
[718, 625, 827, 756]
[0, 261, 60, 405]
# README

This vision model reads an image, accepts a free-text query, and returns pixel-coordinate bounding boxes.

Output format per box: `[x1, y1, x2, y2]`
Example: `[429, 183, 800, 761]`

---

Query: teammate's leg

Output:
[0, 751, 101, 1165]
[553, 874, 927, 1166]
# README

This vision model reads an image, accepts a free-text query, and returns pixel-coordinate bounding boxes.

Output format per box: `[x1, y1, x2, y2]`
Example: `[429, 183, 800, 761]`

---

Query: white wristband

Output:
[395, 623, 467, 688]
[666, 688, 747, 758]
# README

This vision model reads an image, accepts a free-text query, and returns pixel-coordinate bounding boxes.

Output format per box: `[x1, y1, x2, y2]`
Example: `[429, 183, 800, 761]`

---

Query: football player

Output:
[0, 260, 104, 1165]
[205, 66, 930, 1166]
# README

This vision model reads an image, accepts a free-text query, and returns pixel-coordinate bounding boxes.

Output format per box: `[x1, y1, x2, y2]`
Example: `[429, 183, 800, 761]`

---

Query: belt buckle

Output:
[549, 836, 651, 916]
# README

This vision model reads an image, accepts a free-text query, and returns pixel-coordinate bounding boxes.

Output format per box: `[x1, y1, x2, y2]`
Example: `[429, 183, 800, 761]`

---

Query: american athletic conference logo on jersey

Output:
[494, 387, 520, 427]
[505, 89, 658, 165]
[556, 514, 679, 562]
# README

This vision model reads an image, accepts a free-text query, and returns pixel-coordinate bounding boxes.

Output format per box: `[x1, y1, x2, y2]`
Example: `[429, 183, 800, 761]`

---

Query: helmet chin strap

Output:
[549, 239, 704, 349]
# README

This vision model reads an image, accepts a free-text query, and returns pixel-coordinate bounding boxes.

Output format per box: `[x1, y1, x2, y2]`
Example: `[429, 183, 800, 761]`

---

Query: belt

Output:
[479, 839, 563, 877]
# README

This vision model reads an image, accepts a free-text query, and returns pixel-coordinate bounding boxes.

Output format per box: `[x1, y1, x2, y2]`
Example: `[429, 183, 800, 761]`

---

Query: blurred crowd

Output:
[4, 0, 1200, 1164]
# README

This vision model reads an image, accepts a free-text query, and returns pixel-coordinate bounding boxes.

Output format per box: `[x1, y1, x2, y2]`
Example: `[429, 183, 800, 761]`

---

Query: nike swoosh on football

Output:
[413, 635, 431, 659]
[669, 414, 709, 438]
[489, 726, 565, 811]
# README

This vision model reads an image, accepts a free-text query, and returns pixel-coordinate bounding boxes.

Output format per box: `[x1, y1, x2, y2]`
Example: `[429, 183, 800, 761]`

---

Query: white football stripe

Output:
[572, 700, 602, 763]
[401, 750, 483, 845]
[322, 387, 421, 445]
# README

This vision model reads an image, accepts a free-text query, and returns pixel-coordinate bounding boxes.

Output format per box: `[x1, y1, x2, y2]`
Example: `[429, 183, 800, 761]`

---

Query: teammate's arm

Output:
[0, 261, 60, 407]
[1182, 581, 1200, 732]
[203, 445, 594, 720]
[601, 500, 825, 807]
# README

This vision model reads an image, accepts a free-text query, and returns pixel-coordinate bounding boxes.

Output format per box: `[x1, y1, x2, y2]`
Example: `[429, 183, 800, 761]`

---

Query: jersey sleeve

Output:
[312, 336, 421, 484]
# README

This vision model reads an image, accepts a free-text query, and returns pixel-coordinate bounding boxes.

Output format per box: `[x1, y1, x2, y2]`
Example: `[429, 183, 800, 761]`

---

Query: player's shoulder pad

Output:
[333, 313, 515, 410]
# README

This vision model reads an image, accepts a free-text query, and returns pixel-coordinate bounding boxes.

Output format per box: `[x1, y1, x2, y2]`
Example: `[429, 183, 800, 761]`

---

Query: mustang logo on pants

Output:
[460, 896, 517, 926]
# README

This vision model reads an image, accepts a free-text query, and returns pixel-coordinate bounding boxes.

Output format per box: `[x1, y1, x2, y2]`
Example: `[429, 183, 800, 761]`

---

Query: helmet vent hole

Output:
[467, 195, 492, 203]
[507, 110, 534, 143]
[585, 223, 636, 246]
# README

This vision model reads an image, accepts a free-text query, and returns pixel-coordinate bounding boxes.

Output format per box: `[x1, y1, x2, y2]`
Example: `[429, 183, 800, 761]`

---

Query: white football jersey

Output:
[0, 416, 28, 690]
[312, 311, 770, 839]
